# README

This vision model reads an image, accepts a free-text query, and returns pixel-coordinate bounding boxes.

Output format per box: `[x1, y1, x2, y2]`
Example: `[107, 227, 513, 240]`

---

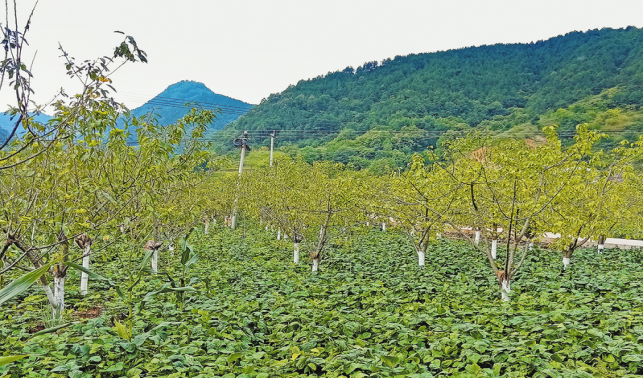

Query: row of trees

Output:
[216, 125, 643, 302]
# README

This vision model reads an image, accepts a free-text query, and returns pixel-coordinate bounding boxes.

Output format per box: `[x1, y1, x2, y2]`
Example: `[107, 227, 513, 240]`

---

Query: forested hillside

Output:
[118, 81, 253, 143]
[218, 27, 643, 173]
[0, 113, 52, 144]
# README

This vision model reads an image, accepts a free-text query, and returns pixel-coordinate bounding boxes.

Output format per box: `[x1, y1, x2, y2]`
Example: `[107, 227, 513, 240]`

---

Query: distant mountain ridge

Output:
[0, 113, 52, 144]
[0, 81, 253, 145]
[118, 81, 254, 140]
[217, 27, 643, 173]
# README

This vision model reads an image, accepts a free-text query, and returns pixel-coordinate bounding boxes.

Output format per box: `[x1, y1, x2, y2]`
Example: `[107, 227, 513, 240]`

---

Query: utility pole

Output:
[269, 130, 276, 167]
[231, 131, 250, 230]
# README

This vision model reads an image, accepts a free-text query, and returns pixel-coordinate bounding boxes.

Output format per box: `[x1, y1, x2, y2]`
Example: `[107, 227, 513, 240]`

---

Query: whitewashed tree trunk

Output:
[53, 276, 65, 318]
[265, 225, 269, 231]
[417, 250, 426, 266]
[382, 222, 386, 232]
[597, 235, 605, 254]
[284, 233, 289, 240]
[204, 219, 210, 235]
[563, 257, 571, 270]
[312, 258, 320, 272]
[528, 242, 534, 251]
[366, 221, 370, 227]
[319, 225, 325, 239]
[500, 279, 511, 302]
[80, 245, 91, 295]
[293, 243, 300, 264]
[598, 244, 604, 253]
[474, 230, 481, 245]
[277, 229, 281, 240]
[436, 232, 441, 239]
[151, 249, 158, 274]
[43, 285, 56, 309]
[491, 239, 497, 260]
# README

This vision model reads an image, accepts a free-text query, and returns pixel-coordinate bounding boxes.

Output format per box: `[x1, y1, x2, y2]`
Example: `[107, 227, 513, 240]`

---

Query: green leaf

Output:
[30, 322, 72, 338]
[0, 355, 29, 367]
[142, 285, 196, 302]
[184, 253, 199, 269]
[227, 352, 243, 363]
[380, 355, 400, 368]
[0, 263, 51, 306]
[102, 361, 124, 372]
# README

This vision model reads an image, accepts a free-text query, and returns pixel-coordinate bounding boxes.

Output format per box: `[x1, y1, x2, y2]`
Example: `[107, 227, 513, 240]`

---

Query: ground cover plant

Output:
[2, 226, 643, 377]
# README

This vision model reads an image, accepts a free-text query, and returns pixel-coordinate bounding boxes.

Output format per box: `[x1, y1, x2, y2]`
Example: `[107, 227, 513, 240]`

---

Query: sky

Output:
[3, 0, 643, 112]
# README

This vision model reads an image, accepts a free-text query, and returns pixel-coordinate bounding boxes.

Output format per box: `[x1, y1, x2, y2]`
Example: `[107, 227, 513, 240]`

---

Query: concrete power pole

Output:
[231, 131, 249, 230]
[269, 130, 276, 167]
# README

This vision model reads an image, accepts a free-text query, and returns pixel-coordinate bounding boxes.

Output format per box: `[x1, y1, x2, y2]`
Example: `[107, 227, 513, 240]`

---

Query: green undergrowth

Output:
[2, 226, 643, 377]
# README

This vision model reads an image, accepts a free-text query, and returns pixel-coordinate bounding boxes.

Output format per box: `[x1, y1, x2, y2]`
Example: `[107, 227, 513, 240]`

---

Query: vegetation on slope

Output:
[218, 27, 643, 174]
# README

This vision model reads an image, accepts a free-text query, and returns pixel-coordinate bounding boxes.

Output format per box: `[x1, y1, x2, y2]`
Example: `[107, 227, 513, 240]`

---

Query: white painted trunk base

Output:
[382, 223, 386, 232]
[205, 221, 209, 235]
[598, 244, 604, 254]
[43, 285, 56, 309]
[366, 221, 370, 227]
[474, 230, 481, 245]
[563, 257, 571, 269]
[152, 250, 158, 274]
[491, 240, 497, 260]
[53, 276, 65, 318]
[312, 258, 320, 272]
[417, 251, 426, 266]
[501, 279, 511, 302]
[284, 234, 289, 240]
[529, 242, 534, 251]
[277, 229, 281, 240]
[80, 246, 91, 296]
[293, 243, 300, 264]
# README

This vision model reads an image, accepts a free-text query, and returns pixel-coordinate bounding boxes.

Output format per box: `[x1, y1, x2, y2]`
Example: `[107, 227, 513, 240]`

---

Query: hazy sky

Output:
[3, 0, 643, 112]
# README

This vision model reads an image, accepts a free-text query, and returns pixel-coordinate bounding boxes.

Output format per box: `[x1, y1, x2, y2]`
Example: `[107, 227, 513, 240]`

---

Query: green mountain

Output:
[119, 81, 253, 143]
[0, 113, 52, 145]
[219, 27, 643, 173]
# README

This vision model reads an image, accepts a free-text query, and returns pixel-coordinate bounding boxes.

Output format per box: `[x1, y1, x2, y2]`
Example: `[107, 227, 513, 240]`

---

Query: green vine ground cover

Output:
[2, 227, 643, 377]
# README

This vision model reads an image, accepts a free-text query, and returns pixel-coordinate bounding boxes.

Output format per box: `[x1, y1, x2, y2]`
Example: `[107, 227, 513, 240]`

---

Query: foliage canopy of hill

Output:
[117, 81, 253, 142]
[218, 27, 643, 172]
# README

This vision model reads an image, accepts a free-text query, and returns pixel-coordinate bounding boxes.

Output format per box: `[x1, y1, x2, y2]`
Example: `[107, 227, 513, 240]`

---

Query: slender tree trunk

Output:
[598, 234, 605, 254]
[311, 207, 332, 272]
[53, 231, 69, 320]
[277, 229, 281, 240]
[500, 277, 511, 302]
[4, 235, 57, 308]
[563, 246, 574, 270]
[204, 219, 209, 235]
[491, 238, 498, 260]
[80, 245, 91, 295]
[417, 248, 426, 266]
[293, 242, 300, 264]
[474, 228, 481, 245]
[151, 249, 158, 274]
[382, 222, 386, 232]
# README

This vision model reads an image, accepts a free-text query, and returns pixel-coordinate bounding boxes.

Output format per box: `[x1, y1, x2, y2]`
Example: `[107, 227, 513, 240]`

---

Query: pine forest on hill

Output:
[217, 27, 643, 174]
